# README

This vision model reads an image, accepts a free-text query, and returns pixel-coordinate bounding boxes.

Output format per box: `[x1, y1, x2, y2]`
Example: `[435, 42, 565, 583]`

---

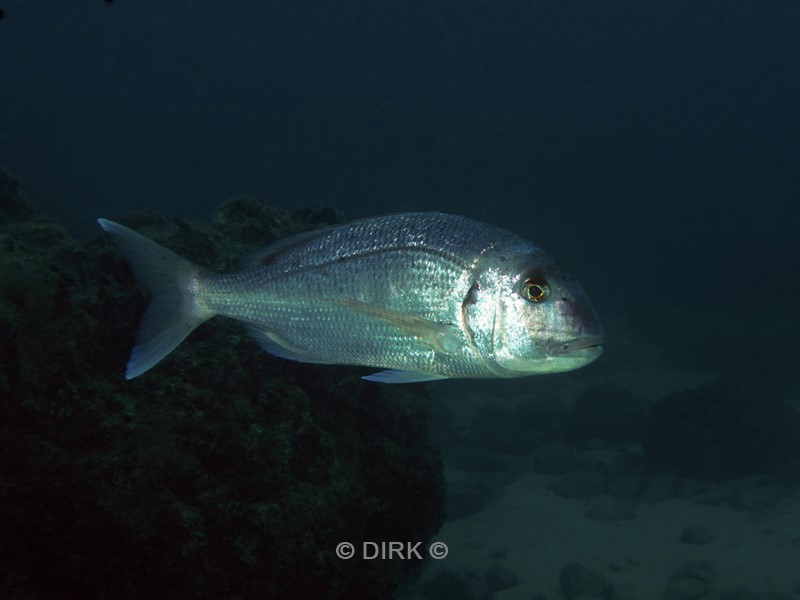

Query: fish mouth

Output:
[547, 334, 605, 356]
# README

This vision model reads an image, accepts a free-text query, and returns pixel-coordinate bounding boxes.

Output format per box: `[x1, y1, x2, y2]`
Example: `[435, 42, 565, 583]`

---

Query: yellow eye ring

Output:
[520, 277, 549, 303]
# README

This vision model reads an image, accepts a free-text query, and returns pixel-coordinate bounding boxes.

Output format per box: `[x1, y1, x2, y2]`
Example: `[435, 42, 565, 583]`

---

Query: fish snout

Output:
[546, 333, 605, 357]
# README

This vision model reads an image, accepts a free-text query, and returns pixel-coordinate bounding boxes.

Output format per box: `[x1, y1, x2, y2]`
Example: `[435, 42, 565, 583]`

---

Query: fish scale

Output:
[98, 212, 603, 382]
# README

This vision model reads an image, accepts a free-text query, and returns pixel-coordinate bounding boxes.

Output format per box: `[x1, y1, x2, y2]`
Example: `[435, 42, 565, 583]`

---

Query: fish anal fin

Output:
[362, 369, 449, 384]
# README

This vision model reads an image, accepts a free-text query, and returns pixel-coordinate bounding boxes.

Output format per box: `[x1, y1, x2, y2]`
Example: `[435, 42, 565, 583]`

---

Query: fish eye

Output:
[520, 277, 549, 303]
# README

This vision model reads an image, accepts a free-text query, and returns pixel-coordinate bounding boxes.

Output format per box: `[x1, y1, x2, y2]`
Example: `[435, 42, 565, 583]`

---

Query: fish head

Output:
[467, 248, 604, 376]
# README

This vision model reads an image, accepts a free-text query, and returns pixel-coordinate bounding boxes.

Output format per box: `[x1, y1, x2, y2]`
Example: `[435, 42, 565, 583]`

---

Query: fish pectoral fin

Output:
[246, 325, 329, 364]
[362, 369, 450, 384]
[332, 299, 460, 354]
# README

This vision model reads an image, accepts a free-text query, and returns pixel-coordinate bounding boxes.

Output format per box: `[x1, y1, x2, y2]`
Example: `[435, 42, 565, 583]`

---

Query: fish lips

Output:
[546, 334, 605, 359]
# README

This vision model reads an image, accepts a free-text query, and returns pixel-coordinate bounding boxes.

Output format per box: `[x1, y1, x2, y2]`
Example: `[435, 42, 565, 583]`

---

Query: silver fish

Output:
[98, 212, 603, 383]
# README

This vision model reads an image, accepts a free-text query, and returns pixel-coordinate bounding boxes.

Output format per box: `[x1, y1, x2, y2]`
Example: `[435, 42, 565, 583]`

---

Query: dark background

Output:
[1, 0, 798, 383]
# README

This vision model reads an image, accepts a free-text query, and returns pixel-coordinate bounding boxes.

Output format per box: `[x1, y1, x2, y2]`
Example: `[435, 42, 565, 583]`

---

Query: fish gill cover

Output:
[0, 169, 445, 599]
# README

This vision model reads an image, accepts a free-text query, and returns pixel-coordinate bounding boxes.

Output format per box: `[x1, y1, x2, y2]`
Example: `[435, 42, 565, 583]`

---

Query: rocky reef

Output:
[643, 381, 800, 481]
[0, 170, 445, 599]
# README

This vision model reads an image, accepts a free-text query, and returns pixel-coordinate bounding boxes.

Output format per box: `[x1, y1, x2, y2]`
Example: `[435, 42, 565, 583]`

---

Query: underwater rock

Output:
[483, 564, 518, 591]
[679, 525, 716, 545]
[643, 382, 800, 481]
[731, 486, 783, 511]
[641, 471, 678, 502]
[513, 394, 569, 437]
[567, 383, 647, 444]
[716, 586, 795, 600]
[0, 169, 36, 222]
[451, 446, 515, 472]
[585, 494, 635, 521]
[468, 400, 542, 455]
[664, 578, 708, 600]
[420, 568, 493, 600]
[445, 475, 508, 521]
[447, 486, 490, 521]
[0, 176, 446, 599]
[605, 473, 645, 498]
[529, 440, 576, 474]
[559, 562, 614, 600]
[551, 472, 606, 500]
[447, 394, 568, 472]
[664, 560, 715, 599]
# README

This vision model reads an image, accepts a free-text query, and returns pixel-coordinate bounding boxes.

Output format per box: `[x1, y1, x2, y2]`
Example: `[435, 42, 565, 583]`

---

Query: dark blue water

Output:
[2, 2, 797, 229]
[2, 0, 797, 401]
[1, 2, 799, 596]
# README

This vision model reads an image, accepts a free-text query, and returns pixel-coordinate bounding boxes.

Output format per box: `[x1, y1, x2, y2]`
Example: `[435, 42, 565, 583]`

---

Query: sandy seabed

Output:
[423, 470, 800, 598]
[407, 363, 800, 599]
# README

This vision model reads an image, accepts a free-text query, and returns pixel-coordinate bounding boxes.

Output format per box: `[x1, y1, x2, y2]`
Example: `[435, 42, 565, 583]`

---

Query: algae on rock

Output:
[0, 172, 446, 599]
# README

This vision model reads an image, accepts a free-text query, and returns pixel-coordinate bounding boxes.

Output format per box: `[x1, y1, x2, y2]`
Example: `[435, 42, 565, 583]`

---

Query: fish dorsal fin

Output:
[239, 225, 339, 269]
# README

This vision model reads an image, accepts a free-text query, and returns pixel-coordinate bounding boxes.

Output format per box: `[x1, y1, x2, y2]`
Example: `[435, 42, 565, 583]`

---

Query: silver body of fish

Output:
[98, 212, 603, 383]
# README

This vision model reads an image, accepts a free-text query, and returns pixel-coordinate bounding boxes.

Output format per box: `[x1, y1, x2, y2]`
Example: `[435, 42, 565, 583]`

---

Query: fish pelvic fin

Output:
[98, 219, 215, 379]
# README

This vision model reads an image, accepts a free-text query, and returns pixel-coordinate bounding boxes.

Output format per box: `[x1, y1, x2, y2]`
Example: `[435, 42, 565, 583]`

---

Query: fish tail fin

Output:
[98, 219, 215, 379]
